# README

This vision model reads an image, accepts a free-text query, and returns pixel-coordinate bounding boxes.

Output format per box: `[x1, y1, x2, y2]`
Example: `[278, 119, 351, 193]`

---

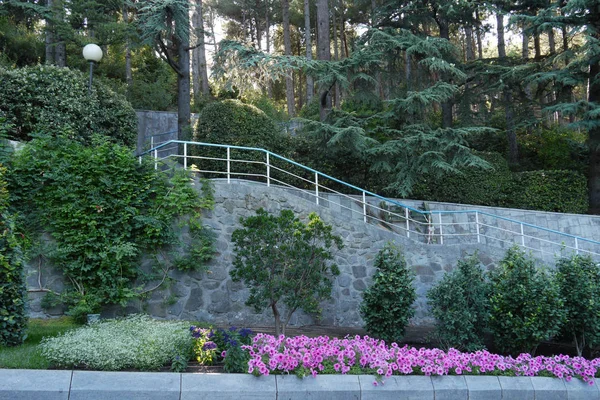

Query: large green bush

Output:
[194, 99, 287, 151]
[507, 170, 588, 213]
[0, 65, 137, 146]
[427, 253, 489, 351]
[40, 315, 192, 371]
[8, 135, 214, 321]
[0, 164, 27, 346]
[488, 247, 565, 355]
[360, 244, 416, 343]
[555, 254, 600, 357]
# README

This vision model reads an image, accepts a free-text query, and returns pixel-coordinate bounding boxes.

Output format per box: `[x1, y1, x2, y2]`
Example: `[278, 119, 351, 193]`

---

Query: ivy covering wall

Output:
[0, 163, 27, 346]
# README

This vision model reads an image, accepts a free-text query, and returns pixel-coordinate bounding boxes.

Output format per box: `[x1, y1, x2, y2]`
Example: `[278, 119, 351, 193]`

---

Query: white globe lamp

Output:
[82, 44, 103, 94]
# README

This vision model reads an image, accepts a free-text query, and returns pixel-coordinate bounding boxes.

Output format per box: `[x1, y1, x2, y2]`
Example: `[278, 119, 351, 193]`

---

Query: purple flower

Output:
[202, 341, 217, 350]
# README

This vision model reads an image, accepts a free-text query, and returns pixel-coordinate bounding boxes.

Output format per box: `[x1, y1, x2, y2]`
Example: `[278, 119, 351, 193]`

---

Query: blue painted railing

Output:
[140, 140, 600, 262]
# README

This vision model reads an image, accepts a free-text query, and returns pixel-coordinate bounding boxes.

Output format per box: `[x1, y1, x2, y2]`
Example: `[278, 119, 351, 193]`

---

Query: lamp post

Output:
[82, 44, 103, 95]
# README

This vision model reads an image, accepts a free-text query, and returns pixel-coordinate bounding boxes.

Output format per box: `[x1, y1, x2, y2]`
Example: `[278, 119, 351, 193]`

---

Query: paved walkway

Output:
[0, 369, 598, 399]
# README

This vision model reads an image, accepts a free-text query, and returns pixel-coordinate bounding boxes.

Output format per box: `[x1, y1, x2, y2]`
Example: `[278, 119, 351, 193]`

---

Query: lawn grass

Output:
[0, 317, 80, 369]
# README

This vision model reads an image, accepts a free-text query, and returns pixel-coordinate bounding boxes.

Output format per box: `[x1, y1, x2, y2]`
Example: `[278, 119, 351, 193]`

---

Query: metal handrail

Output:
[139, 139, 600, 261]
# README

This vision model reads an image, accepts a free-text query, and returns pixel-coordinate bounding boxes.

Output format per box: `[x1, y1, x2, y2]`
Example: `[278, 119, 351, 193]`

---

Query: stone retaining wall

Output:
[26, 179, 506, 328]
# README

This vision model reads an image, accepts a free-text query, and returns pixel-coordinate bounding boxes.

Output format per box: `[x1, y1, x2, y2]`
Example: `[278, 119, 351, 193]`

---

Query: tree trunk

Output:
[497, 12, 518, 165]
[534, 31, 541, 59]
[304, 0, 313, 104]
[54, 0, 66, 67]
[123, 4, 133, 90]
[176, 6, 191, 140]
[332, 2, 340, 108]
[588, 60, 600, 214]
[522, 26, 529, 59]
[496, 13, 506, 59]
[465, 26, 475, 61]
[438, 21, 453, 128]
[272, 303, 282, 336]
[45, 0, 54, 64]
[282, 0, 295, 116]
[193, 0, 210, 97]
[316, 0, 331, 121]
[475, 10, 483, 59]
[548, 28, 556, 54]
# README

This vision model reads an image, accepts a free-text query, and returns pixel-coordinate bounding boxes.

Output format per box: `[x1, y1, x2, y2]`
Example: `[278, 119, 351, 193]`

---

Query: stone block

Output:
[181, 373, 275, 400]
[498, 376, 534, 400]
[185, 287, 204, 311]
[276, 374, 359, 400]
[464, 376, 501, 400]
[352, 280, 366, 291]
[431, 375, 468, 400]
[352, 265, 366, 278]
[530, 377, 566, 400]
[0, 369, 71, 400]
[70, 371, 179, 400]
[360, 375, 434, 400]
[564, 377, 600, 400]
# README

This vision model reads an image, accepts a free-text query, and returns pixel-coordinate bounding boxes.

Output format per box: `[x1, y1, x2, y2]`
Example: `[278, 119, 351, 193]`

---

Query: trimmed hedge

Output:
[192, 100, 293, 181]
[508, 170, 589, 214]
[0, 164, 27, 346]
[193, 99, 288, 152]
[0, 65, 137, 146]
[411, 152, 588, 214]
[412, 152, 512, 207]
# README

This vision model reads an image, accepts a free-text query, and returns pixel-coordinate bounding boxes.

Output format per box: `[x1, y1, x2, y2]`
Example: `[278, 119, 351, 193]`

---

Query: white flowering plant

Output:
[40, 314, 193, 371]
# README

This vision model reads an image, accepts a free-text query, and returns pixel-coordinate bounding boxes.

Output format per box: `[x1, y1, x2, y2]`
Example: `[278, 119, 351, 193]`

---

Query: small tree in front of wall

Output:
[360, 244, 416, 343]
[231, 208, 343, 336]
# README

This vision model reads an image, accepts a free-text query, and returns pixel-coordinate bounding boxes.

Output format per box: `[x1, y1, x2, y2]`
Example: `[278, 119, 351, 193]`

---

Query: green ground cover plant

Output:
[40, 315, 192, 371]
[0, 317, 79, 369]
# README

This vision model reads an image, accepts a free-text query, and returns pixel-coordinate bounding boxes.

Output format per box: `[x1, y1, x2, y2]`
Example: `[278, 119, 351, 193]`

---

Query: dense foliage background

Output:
[0, 0, 598, 214]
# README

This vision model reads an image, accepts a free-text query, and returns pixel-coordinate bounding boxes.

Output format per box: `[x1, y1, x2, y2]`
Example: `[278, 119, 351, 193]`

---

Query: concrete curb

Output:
[0, 369, 598, 399]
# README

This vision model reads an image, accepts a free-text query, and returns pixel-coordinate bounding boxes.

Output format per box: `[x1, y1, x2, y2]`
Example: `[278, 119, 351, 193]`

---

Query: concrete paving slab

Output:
[430, 375, 467, 400]
[70, 370, 180, 400]
[498, 376, 534, 400]
[530, 376, 567, 400]
[0, 369, 71, 400]
[463, 376, 501, 400]
[360, 375, 434, 400]
[564, 378, 600, 400]
[276, 374, 360, 400]
[181, 373, 276, 400]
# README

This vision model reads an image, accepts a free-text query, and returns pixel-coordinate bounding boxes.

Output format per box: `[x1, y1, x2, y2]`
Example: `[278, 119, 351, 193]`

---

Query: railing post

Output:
[362, 192, 367, 223]
[405, 208, 410, 238]
[227, 147, 231, 184]
[315, 173, 319, 205]
[154, 149, 158, 170]
[475, 211, 481, 243]
[438, 212, 443, 245]
[266, 153, 270, 187]
[138, 156, 142, 165]
[575, 237, 579, 255]
[520, 223, 525, 247]
[151, 136, 154, 151]
[183, 143, 187, 170]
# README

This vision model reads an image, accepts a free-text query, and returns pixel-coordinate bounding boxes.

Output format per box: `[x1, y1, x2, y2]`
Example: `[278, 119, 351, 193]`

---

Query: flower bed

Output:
[243, 333, 600, 385]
